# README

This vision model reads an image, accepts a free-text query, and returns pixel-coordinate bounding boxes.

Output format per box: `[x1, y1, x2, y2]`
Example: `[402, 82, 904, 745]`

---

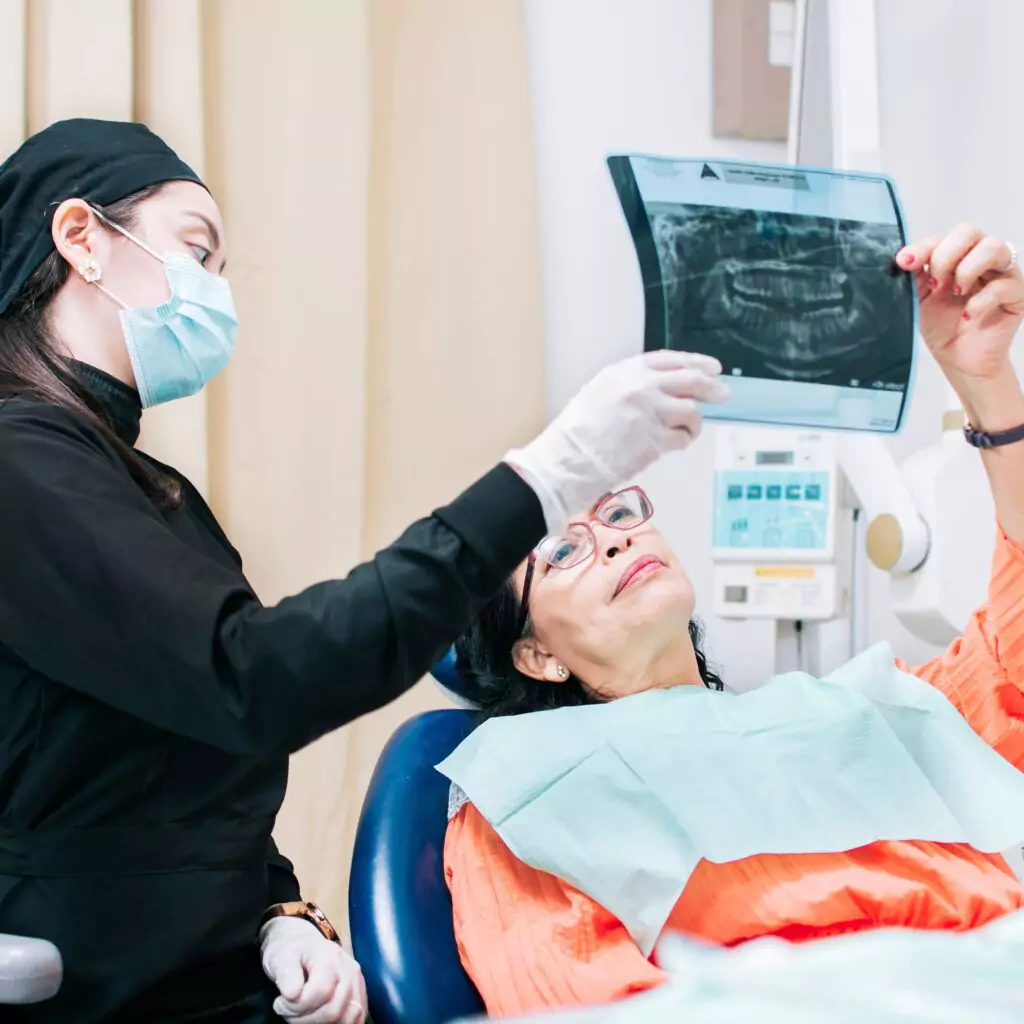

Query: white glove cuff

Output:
[259, 915, 321, 948]
[504, 444, 568, 537]
[506, 423, 625, 537]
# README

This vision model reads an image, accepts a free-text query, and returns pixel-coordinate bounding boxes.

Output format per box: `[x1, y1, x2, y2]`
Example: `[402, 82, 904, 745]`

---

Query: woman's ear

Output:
[51, 198, 107, 275]
[512, 636, 569, 684]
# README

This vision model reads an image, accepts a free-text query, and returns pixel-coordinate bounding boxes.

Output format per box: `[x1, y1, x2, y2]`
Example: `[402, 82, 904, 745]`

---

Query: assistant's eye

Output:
[190, 245, 212, 268]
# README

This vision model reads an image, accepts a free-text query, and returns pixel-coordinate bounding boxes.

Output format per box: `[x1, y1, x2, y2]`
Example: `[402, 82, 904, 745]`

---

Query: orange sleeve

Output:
[444, 802, 666, 1019]
[900, 528, 1024, 768]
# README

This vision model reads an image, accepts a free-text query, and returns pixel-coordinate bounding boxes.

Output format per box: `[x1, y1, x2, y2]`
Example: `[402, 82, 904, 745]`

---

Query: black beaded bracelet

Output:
[963, 422, 1024, 449]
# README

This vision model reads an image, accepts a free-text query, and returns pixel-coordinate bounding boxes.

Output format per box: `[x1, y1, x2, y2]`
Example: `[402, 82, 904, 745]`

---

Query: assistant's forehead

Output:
[149, 181, 223, 229]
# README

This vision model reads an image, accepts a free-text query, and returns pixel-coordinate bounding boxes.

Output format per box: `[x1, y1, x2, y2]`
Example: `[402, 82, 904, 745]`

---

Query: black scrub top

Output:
[0, 365, 544, 1023]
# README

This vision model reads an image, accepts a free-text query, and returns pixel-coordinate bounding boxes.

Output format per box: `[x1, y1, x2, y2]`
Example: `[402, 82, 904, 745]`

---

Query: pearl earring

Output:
[77, 257, 103, 284]
[556, 665, 569, 680]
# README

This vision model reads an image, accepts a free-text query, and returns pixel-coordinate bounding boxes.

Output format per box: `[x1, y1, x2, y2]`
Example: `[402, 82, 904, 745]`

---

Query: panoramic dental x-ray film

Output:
[608, 155, 917, 433]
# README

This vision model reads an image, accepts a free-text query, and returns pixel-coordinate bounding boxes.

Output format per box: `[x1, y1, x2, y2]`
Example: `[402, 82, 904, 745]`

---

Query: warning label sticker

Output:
[717, 165, 811, 191]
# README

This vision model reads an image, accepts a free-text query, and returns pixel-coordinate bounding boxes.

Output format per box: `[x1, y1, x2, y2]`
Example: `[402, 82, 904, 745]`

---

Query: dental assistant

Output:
[0, 119, 725, 1024]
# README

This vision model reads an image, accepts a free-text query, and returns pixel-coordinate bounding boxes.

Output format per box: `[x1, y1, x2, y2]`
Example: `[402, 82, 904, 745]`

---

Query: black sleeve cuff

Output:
[266, 840, 303, 904]
[434, 463, 546, 574]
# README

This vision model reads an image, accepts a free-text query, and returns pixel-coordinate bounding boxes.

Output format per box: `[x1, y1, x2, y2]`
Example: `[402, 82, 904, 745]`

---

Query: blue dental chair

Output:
[349, 650, 486, 1024]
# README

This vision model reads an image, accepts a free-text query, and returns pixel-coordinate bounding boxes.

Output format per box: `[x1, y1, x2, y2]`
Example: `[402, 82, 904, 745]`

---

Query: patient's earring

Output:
[556, 665, 569, 680]
[77, 257, 103, 284]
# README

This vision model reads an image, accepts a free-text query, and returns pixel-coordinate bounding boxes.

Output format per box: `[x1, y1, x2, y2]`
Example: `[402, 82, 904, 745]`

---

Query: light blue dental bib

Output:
[436, 644, 1024, 956]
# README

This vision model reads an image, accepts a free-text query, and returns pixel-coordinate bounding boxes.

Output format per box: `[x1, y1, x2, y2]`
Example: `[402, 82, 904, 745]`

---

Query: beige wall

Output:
[0, 0, 544, 929]
[343, 0, 546, 917]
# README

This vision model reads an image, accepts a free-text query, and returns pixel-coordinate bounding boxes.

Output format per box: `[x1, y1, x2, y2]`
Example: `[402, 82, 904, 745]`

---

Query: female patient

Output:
[443, 225, 1024, 1019]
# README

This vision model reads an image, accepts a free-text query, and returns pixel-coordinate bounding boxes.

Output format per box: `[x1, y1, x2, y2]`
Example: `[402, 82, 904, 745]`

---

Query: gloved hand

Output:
[506, 350, 728, 532]
[260, 917, 367, 1024]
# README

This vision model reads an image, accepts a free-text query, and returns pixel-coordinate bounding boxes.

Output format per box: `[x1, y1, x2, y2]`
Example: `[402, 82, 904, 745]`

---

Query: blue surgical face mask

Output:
[84, 209, 238, 408]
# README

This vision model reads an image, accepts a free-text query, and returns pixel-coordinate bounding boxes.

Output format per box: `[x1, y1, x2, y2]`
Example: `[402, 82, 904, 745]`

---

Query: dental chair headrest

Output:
[430, 647, 481, 709]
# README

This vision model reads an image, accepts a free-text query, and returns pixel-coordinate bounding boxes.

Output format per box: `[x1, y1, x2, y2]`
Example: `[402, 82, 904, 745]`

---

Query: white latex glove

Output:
[506, 350, 728, 532]
[260, 917, 367, 1024]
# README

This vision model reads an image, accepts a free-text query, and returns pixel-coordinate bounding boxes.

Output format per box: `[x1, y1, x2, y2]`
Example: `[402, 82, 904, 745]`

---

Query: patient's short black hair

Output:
[455, 576, 725, 722]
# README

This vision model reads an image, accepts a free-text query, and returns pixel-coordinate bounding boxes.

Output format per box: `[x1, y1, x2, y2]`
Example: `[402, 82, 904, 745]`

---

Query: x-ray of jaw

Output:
[608, 155, 917, 433]
[651, 204, 908, 386]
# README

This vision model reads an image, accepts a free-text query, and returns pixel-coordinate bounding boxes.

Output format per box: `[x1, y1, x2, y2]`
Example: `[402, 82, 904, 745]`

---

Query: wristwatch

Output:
[259, 901, 342, 945]
[963, 421, 1024, 449]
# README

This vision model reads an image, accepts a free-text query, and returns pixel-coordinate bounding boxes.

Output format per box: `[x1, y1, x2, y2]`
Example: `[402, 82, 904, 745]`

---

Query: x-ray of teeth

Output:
[608, 155, 917, 434]
[651, 205, 906, 384]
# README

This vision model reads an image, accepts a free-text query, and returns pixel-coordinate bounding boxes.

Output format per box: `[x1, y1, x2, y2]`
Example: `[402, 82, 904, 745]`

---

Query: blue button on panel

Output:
[786, 484, 802, 500]
[747, 485, 762, 500]
[727, 485, 743, 500]
[766, 485, 782, 500]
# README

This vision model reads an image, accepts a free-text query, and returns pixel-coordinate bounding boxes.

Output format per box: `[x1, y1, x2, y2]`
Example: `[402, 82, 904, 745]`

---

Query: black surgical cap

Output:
[0, 118, 205, 316]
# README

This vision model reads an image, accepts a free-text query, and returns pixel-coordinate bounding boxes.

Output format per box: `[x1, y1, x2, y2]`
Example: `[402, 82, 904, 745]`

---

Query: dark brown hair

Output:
[455, 578, 725, 721]
[0, 185, 180, 508]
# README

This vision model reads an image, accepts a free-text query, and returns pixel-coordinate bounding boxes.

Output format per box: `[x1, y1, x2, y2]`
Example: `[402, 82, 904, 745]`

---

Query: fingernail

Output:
[900, 253, 915, 267]
[929, 277, 939, 290]
[953, 284, 962, 296]
[962, 310, 970, 320]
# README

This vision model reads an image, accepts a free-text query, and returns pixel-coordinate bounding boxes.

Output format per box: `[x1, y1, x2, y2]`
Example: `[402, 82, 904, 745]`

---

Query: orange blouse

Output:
[444, 529, 1024, 1019]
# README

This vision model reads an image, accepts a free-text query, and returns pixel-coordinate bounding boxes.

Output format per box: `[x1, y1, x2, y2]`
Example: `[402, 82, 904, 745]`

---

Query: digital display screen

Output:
[756, 451, 794, 465]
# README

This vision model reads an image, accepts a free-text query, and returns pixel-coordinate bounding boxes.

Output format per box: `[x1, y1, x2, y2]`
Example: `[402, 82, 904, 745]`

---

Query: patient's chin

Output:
[618, 580, 695, 639]
[630, 571, 693, 612]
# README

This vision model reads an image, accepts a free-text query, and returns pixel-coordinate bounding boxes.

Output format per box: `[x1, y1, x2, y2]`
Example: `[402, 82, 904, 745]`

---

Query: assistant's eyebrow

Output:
[183, 210, 227, 272]
[182, 210, 222, 254]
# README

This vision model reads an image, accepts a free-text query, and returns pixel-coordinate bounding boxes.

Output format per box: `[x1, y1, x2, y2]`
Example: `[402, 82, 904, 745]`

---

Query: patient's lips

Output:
[614, 556, 664, 597]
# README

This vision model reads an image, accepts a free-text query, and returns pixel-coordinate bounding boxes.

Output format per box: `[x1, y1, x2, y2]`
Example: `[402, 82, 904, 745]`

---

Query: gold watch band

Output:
[260, 901, 341, 945]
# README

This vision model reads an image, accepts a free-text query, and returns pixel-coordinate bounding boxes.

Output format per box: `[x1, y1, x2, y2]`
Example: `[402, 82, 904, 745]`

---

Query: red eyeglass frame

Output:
[518, 486, 654, 632]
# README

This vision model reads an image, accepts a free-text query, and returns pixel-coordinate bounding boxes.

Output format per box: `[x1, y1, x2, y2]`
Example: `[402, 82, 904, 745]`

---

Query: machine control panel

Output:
[711, 427, 839, 620]
[712, 428, 836, 562]
[714, 468, 831, 553]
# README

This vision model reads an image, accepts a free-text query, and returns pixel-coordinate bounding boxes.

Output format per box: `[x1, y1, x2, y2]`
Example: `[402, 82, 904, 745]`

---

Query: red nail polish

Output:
[953, 285, 962, 296]
[901, 253, 915, 267]
[929, 277, 939, 289]
[962, 310, 971, 320]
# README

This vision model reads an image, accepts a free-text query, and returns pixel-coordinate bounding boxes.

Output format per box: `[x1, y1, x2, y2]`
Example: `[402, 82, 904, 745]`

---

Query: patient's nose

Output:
[595, 523, 634, 561]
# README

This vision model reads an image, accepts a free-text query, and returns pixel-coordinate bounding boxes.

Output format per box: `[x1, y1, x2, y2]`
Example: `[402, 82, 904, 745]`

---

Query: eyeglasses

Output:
[519, 486, 655, 631]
